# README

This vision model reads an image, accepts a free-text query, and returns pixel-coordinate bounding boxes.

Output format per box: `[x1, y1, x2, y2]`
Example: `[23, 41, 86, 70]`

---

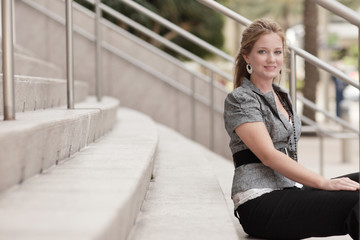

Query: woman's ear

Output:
[242, 54, 249, 64]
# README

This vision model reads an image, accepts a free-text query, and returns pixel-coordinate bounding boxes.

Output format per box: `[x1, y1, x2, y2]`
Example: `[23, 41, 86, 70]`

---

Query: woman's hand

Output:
[320, 177, 360, 191]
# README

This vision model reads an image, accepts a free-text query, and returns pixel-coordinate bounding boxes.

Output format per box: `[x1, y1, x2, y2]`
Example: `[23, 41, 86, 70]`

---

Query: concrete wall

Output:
[14, 0, 232, 159]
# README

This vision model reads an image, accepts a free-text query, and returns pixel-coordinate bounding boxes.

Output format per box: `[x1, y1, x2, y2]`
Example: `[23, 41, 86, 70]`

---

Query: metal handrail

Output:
[97, 2, 233, 88]
[291, 45, 359, 89]
[19, 0, 359, 154]
[21, 0, 216, 92]
[95, 0, 102, 101]
[1, 0, 16, 120]
[21, 0, 228, 148]
[22, 0, 225, 95]
[196, 0, 251, 26]
[312, 0, 360, 26]
[122, 0, 235, 63]
[298, 95, 358, 133]
[65, 0, 74, 109]
[84, 0, 234, 63]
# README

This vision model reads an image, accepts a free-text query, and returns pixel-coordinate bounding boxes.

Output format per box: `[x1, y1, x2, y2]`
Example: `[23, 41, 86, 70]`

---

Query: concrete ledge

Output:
[0, 51, 64, 78]
[128, 125, 239, 240]
[0, 96, 119, 192]
[0, 75, 88, 114]
[0, 107, 158, 240]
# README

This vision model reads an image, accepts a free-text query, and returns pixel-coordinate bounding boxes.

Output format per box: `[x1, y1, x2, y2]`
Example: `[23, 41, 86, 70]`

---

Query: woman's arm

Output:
[236, 121, 359, 191]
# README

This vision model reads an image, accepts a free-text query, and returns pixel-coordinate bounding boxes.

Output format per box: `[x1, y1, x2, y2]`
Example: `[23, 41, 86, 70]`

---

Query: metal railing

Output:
[88, 0, 235, 149]
[18, 0, 227, 147]
[4, 0, 359, 163]
[65, 0, 74, 109]
[91, 0, 359, 156]
[95, 0, 102, 101]
[1, 0, 77, 117]
[1, 0, 15, 120]
[97, 0, 360, 142]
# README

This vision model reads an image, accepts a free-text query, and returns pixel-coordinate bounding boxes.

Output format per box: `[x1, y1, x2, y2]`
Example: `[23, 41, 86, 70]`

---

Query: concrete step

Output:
[0, 38, 64, 78]
[0, 107, 158, 240]
[0, 75, 88, 114]
[0, 51, 64, 78]
[127, 124, 239, 240]
[0, 96, 118, 192]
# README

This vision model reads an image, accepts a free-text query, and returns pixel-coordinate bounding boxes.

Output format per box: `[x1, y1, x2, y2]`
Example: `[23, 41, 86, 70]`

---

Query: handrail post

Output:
[358, 27, 360, 218]
[210, 70, 215, 151]
[65, 0, 74, 109]
[95, 0, 102, 101]
[2, 0, 15, 120]
[289, 49, 297, 111]
[191, 75, 196, 140]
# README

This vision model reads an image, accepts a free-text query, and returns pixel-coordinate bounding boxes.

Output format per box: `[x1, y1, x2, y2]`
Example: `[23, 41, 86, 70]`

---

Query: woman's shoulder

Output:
[227, 86, 257, 102]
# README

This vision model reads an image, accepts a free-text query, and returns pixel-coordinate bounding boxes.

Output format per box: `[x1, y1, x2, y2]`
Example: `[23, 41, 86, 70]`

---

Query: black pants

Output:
[235, 173, 359, 240]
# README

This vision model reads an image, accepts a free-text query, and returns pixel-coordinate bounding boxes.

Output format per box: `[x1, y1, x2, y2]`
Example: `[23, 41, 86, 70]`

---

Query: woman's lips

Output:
[264, 66, 277, 71]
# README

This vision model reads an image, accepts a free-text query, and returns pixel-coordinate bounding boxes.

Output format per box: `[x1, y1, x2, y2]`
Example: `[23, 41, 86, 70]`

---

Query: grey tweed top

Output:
[224, 78, 302, 195]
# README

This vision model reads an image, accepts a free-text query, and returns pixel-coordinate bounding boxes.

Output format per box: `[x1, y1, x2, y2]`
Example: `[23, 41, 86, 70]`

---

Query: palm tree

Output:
[302, 0, 319, 121]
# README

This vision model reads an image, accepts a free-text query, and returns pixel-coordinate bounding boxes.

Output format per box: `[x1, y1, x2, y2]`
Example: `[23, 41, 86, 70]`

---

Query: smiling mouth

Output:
[264, 66, 277, 71]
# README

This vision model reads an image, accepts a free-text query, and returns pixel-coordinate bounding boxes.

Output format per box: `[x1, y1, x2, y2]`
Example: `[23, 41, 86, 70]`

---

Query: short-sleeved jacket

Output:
[224, 78, 302, 196]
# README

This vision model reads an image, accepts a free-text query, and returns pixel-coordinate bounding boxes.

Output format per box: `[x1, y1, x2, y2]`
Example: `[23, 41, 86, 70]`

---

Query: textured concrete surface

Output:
[0, 96, 119, 192]
[0, 75, 89, 114]
[0, 108, 158, 240]
[128, 124, 239, 240]
[0, 51, 64, 78]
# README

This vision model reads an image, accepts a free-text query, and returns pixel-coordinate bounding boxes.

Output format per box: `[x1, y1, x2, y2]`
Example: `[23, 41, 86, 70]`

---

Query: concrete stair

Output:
[0, 107, 244, 240]
[0, 39, 64, 79]
[127, 124, 240, 240]
[0, 108, 157, 240]
[0, 75, 89, 114]
[0, 96, 119, 192]
[0, 1, 354, 239]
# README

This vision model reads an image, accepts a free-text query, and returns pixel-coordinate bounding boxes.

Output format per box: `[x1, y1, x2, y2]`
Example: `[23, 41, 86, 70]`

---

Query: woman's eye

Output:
[275, 50, 282, 55]
[258, 50, 266, 54]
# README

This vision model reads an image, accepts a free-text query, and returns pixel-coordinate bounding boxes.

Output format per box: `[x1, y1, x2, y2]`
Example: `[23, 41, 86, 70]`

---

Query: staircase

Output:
[0, 0, 357, 239]
[0, 0, 242, 239]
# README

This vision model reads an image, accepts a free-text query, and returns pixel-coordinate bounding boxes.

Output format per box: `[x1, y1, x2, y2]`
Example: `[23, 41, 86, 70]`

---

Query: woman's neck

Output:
[250, 76, 273, 94]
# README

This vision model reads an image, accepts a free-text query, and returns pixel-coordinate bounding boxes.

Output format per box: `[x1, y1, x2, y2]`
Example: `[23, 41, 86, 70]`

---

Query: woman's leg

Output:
[236, 187, 359, 239]
[335, 172, 359, 182]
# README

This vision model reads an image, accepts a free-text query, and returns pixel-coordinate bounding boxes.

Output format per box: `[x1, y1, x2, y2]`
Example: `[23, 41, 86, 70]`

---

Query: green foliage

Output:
[342, 43, 359, 66]
[75, 0, 225, 59]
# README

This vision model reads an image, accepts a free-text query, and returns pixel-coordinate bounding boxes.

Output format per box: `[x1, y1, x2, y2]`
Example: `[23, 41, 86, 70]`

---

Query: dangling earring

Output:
[246, 63, 253, 74]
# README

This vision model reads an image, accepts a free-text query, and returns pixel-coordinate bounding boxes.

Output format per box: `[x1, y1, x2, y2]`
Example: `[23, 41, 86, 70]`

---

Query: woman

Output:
[223, 18, 359, 239]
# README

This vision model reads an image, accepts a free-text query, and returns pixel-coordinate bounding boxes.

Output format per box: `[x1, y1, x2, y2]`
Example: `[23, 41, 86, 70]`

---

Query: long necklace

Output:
[275, 90, 298, 161]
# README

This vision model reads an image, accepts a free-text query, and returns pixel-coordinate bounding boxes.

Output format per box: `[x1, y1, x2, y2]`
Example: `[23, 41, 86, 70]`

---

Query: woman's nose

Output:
[267, 53, 275, 62]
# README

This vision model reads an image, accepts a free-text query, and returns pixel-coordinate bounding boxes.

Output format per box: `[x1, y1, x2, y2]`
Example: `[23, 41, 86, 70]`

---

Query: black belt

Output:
[233, 148, 290, 168]
[233, 149, 261, 168]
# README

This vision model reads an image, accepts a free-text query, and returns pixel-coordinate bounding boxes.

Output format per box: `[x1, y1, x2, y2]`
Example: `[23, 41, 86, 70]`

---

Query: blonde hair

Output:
[234, 19, 286, 89]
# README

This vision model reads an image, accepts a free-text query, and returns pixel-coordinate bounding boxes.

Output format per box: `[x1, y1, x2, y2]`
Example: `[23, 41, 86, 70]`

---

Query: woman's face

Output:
[243, 32, 283, 82]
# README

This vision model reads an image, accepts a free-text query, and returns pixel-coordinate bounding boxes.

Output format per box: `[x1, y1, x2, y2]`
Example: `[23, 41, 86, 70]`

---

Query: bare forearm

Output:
[261, 150, 326, 189]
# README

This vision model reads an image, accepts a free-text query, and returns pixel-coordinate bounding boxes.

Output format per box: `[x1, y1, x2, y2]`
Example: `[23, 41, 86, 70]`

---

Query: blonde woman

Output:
[224, 18, 359, 239]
